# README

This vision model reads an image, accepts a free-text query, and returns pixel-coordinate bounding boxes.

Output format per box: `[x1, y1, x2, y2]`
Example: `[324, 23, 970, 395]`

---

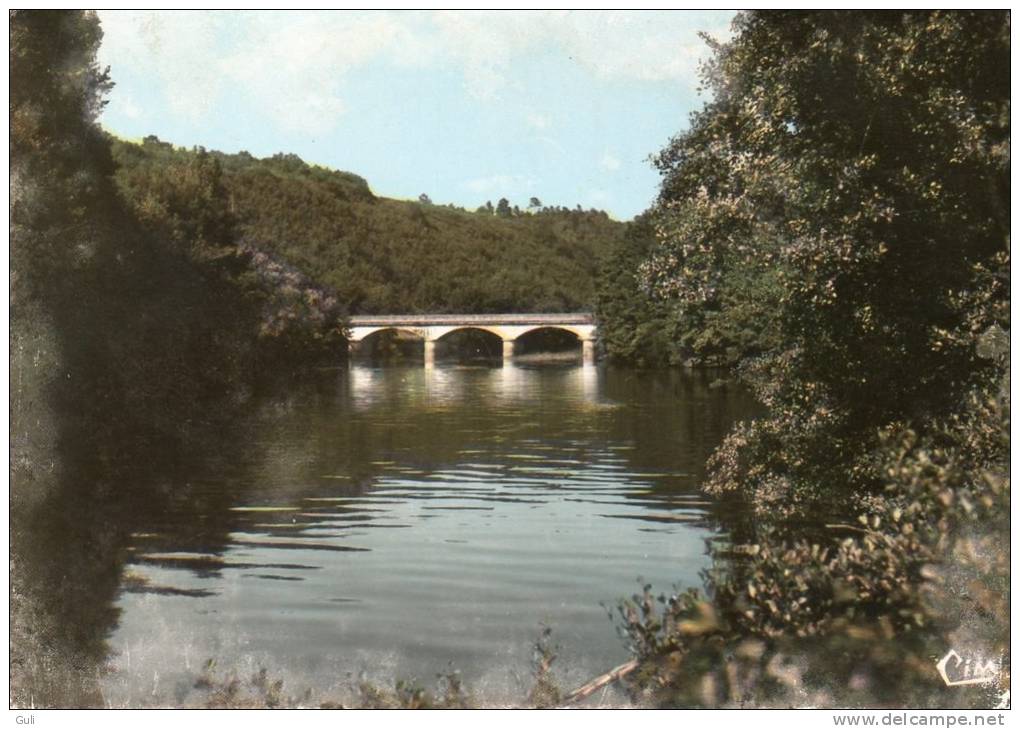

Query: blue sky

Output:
[96, 10, 735, 221]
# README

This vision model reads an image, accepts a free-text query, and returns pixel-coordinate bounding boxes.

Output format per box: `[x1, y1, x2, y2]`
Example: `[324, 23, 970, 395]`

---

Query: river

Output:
[92, 363, 756, 707]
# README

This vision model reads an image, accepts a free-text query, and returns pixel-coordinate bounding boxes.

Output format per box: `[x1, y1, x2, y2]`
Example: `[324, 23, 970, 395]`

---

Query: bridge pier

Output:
[424, 339, 436, 367]
[582, 339, 595, 366]
[502, 339, 514, 362]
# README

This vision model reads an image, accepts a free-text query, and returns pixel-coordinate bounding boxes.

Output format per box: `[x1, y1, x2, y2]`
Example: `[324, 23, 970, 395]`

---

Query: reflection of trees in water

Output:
[10, 317, 267, 707]
[257, 365, 761, 526]
[11, 423, 242, 706]
[10, 360, 760, 707]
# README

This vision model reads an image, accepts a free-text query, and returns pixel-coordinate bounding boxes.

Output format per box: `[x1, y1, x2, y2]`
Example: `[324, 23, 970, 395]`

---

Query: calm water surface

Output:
[101, 364, 756, 706]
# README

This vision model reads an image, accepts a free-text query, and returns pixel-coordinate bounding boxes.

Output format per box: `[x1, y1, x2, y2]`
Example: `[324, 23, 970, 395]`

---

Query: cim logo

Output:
[936, 649, 1001, 687]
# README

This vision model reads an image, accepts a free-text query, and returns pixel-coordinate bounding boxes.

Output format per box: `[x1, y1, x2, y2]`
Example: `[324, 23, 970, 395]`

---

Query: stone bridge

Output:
[347, 313, 597, 365]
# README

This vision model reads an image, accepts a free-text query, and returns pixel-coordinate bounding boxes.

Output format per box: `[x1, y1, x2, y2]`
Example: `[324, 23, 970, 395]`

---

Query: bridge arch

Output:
[350, 326, 425, 342]
[433, 325, 508, 342]
[351, 327, 427, 362]
[431, 326, 506, 362]
[512, 324, 589, 341]
[512, 326, 586, 361]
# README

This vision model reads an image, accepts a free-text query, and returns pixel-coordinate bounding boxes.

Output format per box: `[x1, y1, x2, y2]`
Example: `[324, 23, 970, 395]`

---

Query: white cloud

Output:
[115, 94, 144, 120]
[536, 135, 567, 156]
[557, 12, 723, 83]
[98, 11, 228, 121]
[600, 151, 621, 172]
[98, 11, 425, 134]
[526, 113, 550, 130]
[424, 10, 733, 95]
[97, 10, 734, 130]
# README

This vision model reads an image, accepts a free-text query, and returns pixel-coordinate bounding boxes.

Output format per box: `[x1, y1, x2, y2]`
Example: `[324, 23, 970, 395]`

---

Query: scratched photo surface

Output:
[10, 10, 1009, 709]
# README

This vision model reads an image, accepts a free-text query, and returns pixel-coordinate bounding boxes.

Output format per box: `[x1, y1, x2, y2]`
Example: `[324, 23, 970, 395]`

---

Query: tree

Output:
[644, 10, 1009, 503]
[615, 11, 1010, 706]
[595, 214, 677, 366]
[418, 193, 432, 205]
[118, 145, 236, 256]
[11, 11, 254, 707]
[528, 197, 542, 210]
[10, 10, 118, 296]
[496, 197, 512, 217]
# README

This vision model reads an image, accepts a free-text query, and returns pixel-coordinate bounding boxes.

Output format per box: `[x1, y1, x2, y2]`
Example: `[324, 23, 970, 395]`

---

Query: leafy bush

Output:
[617, 356, 1009, 708]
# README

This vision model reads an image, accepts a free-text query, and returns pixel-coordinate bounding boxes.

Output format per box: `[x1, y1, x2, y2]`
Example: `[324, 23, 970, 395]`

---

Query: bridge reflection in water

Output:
[347, 313, 597, 366]
[345, 362, 600, 413]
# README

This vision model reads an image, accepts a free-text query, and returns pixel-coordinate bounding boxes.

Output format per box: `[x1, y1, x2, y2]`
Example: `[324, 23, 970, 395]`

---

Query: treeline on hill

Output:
[112, 138, 628, 315]
[596, 11, 1009, 707]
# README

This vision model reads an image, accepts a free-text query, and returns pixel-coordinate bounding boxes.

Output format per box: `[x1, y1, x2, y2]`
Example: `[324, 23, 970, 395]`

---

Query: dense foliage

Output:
[611, 10, 1010, 707]
[108, 140, 347, 366]
[112, 138, 629, 315]
[594, 214, 681, 366]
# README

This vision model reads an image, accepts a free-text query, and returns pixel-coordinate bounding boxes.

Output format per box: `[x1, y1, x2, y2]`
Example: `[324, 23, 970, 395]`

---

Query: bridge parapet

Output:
[348, 312, 594, 327]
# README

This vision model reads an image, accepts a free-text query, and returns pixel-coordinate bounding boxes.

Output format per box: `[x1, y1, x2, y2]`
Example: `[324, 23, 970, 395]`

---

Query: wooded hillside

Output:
[113, 137, 629, 315]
